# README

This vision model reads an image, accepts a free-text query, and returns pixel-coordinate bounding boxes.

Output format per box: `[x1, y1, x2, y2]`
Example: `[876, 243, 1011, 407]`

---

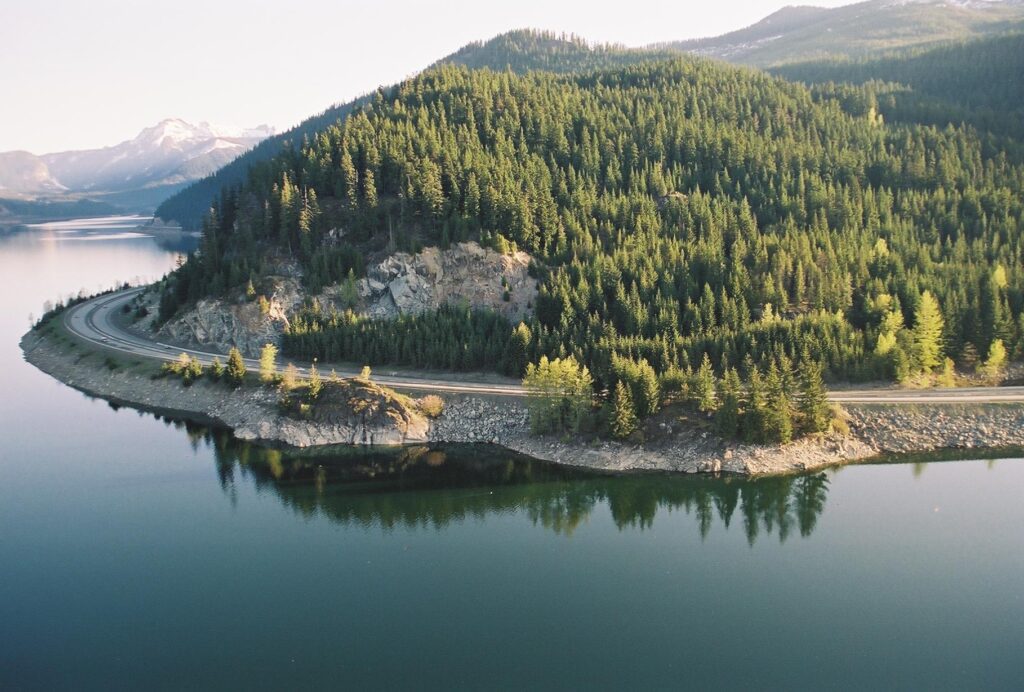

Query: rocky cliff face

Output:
[343, 242, 536, 322]
[156, 242, 538, 356]
[157, 277, 303, 357]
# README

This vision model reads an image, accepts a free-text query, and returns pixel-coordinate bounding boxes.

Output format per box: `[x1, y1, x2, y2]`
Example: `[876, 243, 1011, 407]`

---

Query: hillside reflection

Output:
[181, 422, 829, 543]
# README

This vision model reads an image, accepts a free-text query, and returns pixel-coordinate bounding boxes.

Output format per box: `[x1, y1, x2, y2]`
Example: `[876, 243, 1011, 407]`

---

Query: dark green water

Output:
[1, 219, 1022, 690]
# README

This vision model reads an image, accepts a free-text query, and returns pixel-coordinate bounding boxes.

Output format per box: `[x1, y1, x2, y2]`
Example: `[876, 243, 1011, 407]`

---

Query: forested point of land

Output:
[156, 45, 1023, 435]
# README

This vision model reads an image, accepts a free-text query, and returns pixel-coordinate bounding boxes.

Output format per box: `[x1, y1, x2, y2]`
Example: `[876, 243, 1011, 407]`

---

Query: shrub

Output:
[418, 395, 445, 418]
[209, 357, 224, 381]
[163, 352, 203, 385]
[281, 363, 299, 391]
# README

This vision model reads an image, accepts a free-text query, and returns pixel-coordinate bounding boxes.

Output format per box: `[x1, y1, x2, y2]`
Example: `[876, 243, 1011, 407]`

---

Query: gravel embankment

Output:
[23, 328, 1024, 475]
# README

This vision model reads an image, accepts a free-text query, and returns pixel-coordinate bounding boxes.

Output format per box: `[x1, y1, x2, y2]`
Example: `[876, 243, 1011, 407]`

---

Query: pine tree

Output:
[362, 168, 378, 207]
[508, 322, 532, 375]
[765, 362, 794, 444]
[226, 347, 246, 386]
[695, 353, 717, 413]
[743, 365, 767, 444]
[715, 366, 742, 438]
[797, 356, 831, 435]
[611, 380, 639, 440]
[339, 147, 359, 211]
[635, 358, 661, 417]
[307, 361, 323, 400]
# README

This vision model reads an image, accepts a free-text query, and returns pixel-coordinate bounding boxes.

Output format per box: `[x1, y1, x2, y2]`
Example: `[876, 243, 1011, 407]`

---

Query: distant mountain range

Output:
[658, 0, 1024, 67]
[0, 119, 274, 214]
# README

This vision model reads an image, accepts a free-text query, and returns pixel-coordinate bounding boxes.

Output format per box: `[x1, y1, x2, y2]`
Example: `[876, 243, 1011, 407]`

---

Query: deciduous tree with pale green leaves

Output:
[981, 339, 1007, 383]
[523, 356, 593, 434]
[912, 291, 945, 373]
[259, 343, 278, 383]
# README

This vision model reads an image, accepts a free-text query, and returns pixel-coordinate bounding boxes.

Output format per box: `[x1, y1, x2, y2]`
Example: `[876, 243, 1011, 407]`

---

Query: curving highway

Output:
[63, 288, 1024, 403]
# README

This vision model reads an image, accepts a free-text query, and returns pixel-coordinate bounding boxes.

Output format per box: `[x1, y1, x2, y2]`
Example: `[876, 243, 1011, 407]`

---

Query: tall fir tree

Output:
[611, 380, 639, 440]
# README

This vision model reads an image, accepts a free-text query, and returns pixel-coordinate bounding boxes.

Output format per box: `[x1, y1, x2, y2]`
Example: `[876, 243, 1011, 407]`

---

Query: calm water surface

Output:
[1, 218, 1022, 690]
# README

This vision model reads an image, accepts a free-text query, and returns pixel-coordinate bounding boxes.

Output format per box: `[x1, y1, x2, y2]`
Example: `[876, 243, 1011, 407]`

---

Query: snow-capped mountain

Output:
[0, 118, 274, 197]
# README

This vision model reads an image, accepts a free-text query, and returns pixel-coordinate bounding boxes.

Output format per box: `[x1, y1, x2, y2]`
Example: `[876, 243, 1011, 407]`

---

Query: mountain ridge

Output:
[656, 0, 1024, 66]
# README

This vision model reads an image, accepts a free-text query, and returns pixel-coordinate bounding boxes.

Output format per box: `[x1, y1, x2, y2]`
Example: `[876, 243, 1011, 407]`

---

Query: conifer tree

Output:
[508, 322, 533, 376]
[210, 357, 224, 381]
[522, 356, 593, 434]
[226, 347, 246, 386]
[797, 355, 831, 435]
[695, 353, 717, 413]
[765, 361, 794, 444]
[743, 365, 767, 444]
[715, 366, 742, 438]
[308, 361, 323, 400]
[635, 358, 661, 417]
[611, 380, 639, 440]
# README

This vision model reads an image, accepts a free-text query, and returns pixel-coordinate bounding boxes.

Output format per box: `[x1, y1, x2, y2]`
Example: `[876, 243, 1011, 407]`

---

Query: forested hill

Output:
[437, 29, 677, 72]
[155, 31, 668, 230]
[161, 58, 1024, 391]
[773, 33, 1024, 141]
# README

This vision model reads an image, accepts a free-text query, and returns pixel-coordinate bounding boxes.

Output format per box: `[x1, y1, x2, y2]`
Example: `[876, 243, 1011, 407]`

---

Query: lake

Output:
[1, 218, 1022, 690]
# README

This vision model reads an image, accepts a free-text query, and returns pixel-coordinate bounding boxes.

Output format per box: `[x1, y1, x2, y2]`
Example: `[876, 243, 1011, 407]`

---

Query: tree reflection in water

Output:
[173, 421, 830, 544]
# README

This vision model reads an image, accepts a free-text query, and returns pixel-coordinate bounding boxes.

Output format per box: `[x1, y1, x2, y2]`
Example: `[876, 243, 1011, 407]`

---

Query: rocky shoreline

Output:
[21, 329, 1024, 475]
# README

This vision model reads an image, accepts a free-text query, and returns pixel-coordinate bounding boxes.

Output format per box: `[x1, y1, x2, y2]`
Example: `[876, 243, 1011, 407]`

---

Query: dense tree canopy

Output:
[775, 33, 1024, 143]
[160, 55, 1024, 399]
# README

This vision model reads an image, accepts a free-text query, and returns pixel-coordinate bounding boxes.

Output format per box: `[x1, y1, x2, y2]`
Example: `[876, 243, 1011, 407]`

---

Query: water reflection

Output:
[171, 420, 831, 544]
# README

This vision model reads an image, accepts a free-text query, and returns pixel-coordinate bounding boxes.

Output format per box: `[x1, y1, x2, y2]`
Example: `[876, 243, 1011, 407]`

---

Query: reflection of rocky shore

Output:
[177, 421, 832, 544]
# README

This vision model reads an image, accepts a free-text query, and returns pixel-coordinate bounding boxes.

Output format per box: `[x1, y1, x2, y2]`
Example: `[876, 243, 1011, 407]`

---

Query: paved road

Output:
[64, 288, 1024, 403]
[64, 288, 527, 396]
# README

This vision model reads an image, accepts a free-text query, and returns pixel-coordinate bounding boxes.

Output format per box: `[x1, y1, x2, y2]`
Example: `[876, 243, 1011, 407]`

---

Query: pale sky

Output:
[1, 0, 853, 154]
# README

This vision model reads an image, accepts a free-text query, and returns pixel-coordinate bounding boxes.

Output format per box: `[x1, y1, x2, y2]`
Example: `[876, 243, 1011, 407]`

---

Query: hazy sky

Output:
[1, 0, 853, 154]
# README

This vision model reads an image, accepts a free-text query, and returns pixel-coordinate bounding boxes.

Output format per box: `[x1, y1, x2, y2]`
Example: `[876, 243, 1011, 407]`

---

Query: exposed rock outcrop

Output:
[157, 277, 303, 357]
[345, 242, 536, 321]
[151, 242, 537, 357]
